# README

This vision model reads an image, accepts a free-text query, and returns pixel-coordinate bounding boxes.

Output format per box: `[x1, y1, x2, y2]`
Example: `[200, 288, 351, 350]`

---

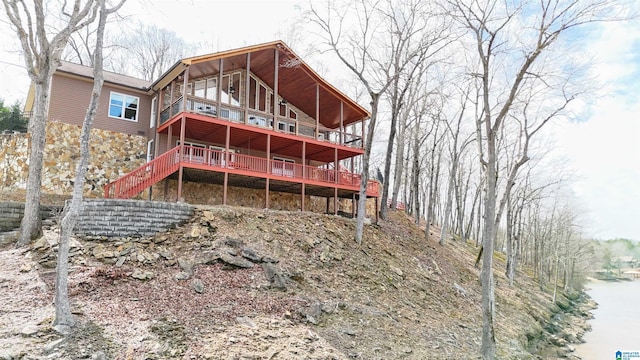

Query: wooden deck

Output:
[104, 145, 379, 200]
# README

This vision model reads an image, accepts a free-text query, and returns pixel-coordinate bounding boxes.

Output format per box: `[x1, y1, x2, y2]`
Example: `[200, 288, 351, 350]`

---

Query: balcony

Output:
[159, 96, 363, 149]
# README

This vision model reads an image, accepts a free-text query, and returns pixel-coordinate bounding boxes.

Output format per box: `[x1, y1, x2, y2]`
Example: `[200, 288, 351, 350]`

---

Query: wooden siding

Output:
[49, 73, 153, 138]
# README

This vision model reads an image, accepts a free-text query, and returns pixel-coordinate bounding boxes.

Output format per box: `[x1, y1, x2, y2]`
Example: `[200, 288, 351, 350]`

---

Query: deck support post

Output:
[223, 125, 231, 205]
[265, 178, 270, 209]
[375, 197, 379, 224]
[334, 188, 338, 215]
[223, 173, 228, 205]
[266, 133, 271, 209]
[326, 197, 330, 214]
[177, 115, 186, 202]
[352, 193, 356, 218]
[218, 58, 223, 119]
[301, 140, 306, 212]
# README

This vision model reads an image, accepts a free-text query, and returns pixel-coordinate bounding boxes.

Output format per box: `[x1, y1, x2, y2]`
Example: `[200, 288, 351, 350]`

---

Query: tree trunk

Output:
[481, 138, 497, 359]
[54, 0, 112, 330]
[355, 95, 379, 245]
[18, 77, 51, 246]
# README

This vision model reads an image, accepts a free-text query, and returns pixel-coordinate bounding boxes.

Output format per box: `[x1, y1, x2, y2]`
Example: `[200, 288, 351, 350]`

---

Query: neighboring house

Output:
[22, 41, 379, 216]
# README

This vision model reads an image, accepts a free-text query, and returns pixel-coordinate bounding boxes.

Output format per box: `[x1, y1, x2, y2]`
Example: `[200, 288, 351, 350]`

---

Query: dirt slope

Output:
[0, 205, 591, 359]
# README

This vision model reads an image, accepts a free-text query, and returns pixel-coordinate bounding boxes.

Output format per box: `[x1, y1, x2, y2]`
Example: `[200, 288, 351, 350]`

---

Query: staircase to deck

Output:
[104, 147, 180, 199]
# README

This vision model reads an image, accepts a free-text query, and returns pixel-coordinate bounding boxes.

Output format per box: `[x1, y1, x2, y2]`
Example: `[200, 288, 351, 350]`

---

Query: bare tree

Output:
[54, 0, 126, 332]
[116, 22, 197, 81]
[2, 0, 99, 245]
[308, 0, 409, 244]
[378, 0, 451, 220]
[445, 0, 629, 357]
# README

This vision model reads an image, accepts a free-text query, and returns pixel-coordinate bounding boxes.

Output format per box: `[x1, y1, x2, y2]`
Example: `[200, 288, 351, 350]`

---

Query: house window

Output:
[206, 78, 217, 100]
[276, 121, 296, 134]
[150, 96, 157, 128]
[109, 92, 139, 121]
[194, 80, 206, 98]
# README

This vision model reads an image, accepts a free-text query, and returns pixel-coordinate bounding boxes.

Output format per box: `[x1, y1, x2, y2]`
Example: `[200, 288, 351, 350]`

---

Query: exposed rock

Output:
[219, 253, 254, 268]
[131, 269, 154, 280]
[195, 250, 220, 265]
[236, 316, 257, 329]
[262, 263, 286, 290]
[241, 247, 262, 262]
[92, 245, 116, 259]
[224, 237, 243, 248]
[192, 279, 204, 293]
[391, 266, 403, 277]
[20, 325, 39, 337]
[19, 263, 32, 273]
[175, 271, 191, 281]
[177, 257, 194, 273]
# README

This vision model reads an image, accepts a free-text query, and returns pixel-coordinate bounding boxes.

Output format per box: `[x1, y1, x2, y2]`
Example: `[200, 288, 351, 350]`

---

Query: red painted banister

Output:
[104, 146, 181, 199]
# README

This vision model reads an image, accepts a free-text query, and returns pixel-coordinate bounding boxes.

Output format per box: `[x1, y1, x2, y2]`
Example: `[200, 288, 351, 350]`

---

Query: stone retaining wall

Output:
[0, 202, 62, 232]
[75, 199, 193, 237]
[0, 121, 147, 197]
[151, 179, 378, 217]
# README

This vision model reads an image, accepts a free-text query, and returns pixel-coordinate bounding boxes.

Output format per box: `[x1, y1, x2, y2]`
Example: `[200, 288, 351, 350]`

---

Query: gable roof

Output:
[151, 40, 370, 128]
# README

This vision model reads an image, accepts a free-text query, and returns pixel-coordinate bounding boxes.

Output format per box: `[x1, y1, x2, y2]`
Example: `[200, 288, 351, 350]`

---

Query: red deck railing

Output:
[104, 145, 380, 199]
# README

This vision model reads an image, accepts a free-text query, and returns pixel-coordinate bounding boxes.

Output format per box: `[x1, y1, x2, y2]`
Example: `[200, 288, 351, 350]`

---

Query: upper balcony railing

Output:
[159, 95, 363, 149]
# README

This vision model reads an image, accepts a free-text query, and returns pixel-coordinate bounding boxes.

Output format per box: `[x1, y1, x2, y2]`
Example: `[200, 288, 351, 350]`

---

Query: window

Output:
[194, 80, 206, 98]
[109, 92, 139, 121]
[206, 78, 217, 100]
[150, 96, 157, 128]
[146, 140, 154, 162]
[276, 121, 296, 134]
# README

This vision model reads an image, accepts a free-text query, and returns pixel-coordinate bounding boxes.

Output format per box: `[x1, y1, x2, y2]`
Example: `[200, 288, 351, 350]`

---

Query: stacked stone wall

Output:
[0, 121, 147, 197]
[0, 201, 62, 231]
[75, 199, 193, 237]
[151, 179, 379, 218]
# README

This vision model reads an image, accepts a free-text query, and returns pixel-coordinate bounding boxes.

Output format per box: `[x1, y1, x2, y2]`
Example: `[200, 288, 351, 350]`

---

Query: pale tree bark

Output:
[439, 84, 474, 246]
[2, 0, 99, 246]
[445, 0, 629, 357]
[308, 0, 402, 245]
[54, 0, 126, 332]
[379, 0, 451, 220]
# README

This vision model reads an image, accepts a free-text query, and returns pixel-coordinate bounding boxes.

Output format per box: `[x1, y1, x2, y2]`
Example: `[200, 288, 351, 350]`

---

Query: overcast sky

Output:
[0, 0, 638, 240]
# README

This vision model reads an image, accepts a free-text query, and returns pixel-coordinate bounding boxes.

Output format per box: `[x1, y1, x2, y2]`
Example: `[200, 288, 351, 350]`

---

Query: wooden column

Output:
[245, 53, 251, 123]
[315, 84, 320, 139]
[339, 101, 344, 145]
[177, 115, 186, 202]
[223, 125, 230, 205]
[273, 49, 279, 125]
[182, 67, 190, 112]
[301, 140, 306, 212]
[326, 198, 330, 214]
[265, 134, 271, 209]
[217, 58, 223, 118]
[334, 147, 339, 214]
[169, 81, 175, 118]
[153, 91, 163, 159]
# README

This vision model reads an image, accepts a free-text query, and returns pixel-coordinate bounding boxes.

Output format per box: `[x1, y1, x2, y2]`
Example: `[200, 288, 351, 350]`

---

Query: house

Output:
[20, 41, 379, 217]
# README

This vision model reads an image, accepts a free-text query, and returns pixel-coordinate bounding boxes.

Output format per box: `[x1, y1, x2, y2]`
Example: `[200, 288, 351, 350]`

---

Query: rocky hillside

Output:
[0, 205, 593, 359]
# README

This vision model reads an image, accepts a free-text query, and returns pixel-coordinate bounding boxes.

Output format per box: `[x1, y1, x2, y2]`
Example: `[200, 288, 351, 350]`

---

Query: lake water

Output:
[574, 281, 640, 359]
